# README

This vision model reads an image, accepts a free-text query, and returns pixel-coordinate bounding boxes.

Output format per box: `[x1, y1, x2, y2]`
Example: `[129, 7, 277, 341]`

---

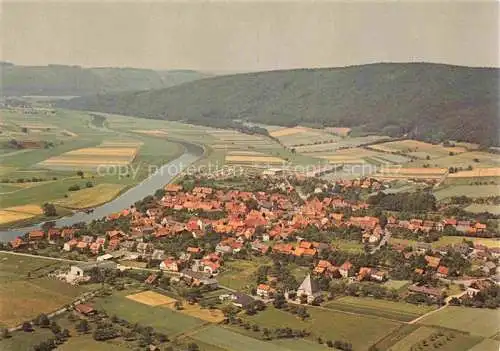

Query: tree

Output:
[187, 342, 200, 351]
[76, 170, 84, 178]
[1, 328, 10, 339]
[22, 321, 33, 332]
[75, 319, 90, 333]
[174, 301, 183, 310]
[36, 313, 50, 327]
[42, 203, 57, 217]
[86, 181, 93, 188]
[154, 188, 166, 198]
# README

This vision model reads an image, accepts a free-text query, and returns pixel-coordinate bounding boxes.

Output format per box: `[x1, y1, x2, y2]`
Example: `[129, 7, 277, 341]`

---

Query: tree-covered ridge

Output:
[59, 62, 499, 146]
[0, 62, 210, 96]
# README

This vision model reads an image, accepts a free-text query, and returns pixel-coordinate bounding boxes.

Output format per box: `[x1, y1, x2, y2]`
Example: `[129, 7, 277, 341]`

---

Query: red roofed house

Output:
[160, 257, 180, 272]
[339, 261, 353, 277]
[436, 266, 449, 278]
[256, 283, 276, 298]
[28, 230, 44, 241]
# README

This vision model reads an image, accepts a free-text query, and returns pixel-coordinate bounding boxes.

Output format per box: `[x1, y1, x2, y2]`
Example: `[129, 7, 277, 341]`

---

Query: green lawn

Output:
[244, 306, 402, 351]
[434, 184, 500, 200]
[191, 325, 289, 351]
[383, 280, 411, 291]
[93, 291, 205, 336]
[331, 239, 364, 253]
[386, 326, 483, 351]
[465, 204, 500, 215]
[417, 306, 500, 338]
[468, 338, 500, 351]
[324, 296, 435, 322]
[217, 258, 271, 291]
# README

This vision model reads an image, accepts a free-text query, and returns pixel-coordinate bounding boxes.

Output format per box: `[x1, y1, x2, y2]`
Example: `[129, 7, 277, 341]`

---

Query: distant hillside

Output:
[0, 62, 210, 96]
[59, 63, 499, 146]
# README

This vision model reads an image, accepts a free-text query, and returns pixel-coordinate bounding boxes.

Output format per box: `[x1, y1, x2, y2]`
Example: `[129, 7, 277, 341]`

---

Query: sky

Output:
[1, 1, 499, 72]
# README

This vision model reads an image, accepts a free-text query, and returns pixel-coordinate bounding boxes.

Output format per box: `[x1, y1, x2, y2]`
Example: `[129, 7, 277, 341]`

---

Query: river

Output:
[0, 140, 204, 242]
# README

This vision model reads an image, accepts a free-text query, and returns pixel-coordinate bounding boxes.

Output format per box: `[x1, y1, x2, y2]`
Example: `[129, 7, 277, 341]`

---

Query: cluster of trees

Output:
[42, 203, 57, 217]
[318, 339, 353, 351]
[328, 281, 399, 301]
[68, 181, 93, 192]
[1, 176, 56, 183]
[450, 285, 500, 309]
[29, 314, 71, 351]
[223, 316, 310, 340]
[368, 191, 437, 212]
[92, 322, 120, 341]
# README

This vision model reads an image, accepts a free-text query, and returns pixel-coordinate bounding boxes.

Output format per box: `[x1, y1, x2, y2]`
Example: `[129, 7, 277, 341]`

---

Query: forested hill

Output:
[59, 63, 499, 146]
[0, 62, 210, 96]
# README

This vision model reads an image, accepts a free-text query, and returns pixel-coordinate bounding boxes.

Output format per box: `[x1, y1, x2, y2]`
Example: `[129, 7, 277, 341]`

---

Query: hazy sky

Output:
[1, 1, 498, 71]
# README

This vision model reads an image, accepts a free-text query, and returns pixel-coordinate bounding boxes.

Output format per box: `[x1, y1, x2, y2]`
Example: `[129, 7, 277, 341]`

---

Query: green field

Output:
[0, 252, 89, 327]
[324, 296, 435, 322]
[93, 291, 205, 336]
[417, 307, 500, 338]
[217, 258, 271, 291]
[383, 280, 411, 291]
[465, 203, 500, 215]
[244, 306, 402, 351]
[191, 325, 289, 351]
[434, 184, 499, 200]
[0, 109, 186, 217]
[468, 338, 500, 351]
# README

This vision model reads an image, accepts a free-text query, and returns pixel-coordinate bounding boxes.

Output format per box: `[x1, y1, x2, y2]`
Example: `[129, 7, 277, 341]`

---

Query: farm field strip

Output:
[324, 296, 434, 322]
[369, 140, 467, 159]
[465, 204, 500, 215]
[191, 325, 290, 351]
[225, 155, 286, 164]
[53, 183, 126, 209]
[0, 204, 43, 224]
[434, 184, 500, 200]
[417, 306, 500, 337]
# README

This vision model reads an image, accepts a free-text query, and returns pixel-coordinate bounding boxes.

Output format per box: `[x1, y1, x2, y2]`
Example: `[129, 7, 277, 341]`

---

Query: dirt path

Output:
[408, 291, 467, 325]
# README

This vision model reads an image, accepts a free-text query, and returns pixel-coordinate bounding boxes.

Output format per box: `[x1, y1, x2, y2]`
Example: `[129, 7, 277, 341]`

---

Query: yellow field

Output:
[379, 167, 447, 175]
[227, 151, 265, 156]
[41, 158, 131, 165]
[325, 127, 352, 136]
[167, 301, 225, 323]
[0, 204, 43, 224]
[126, 290, 225, 322]
[448, 167, 500, 178]
[100, 140, 144, 147]
[54, 183, 126, 209]
[270, 126, 309, 137]
[65, 147, 138, 157]
[225, 155, 285, 164]
[132, 129, 168, 137]
[126, 291, 177, 306]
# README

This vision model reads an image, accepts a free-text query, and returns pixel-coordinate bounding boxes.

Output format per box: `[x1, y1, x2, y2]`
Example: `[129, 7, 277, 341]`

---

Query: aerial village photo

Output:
[0, 1, 499, 351]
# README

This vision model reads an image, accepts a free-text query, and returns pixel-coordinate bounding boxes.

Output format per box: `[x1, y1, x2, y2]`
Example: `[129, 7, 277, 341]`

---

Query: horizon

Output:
[2, 1, 499, 71]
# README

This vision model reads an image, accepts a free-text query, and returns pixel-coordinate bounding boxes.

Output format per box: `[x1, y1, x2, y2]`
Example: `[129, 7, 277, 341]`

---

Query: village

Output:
[5, 172, 500, 303]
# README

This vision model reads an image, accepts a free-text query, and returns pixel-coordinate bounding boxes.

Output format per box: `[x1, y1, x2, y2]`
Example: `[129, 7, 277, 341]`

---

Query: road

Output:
[370, 228, 392, 254]
[408, 290, 467, 325]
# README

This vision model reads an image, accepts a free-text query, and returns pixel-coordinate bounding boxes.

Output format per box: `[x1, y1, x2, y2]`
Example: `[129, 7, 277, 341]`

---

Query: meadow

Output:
[417, 307, 500, 338]
[434, 184, 500, 200]
[0, 252, 88, 327]
[324, 296, 434, 322]
[389, 236, 499, 249]
[244, 306, 402, 351]
[217, 257, 272, 291]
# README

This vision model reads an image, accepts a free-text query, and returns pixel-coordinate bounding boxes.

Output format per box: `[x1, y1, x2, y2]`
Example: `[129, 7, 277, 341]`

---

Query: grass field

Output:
[0, 253, 89, 327]
[217, 258, 271, 291]
[468, 338, 500, 351]
[94, 291, 205, 335]
[417, 307, 500, 338]
[434, 184, 500, 200]
[370, 140, 467, 159]
[465, 204, 500, 215]
[244, 306, 402, 351]
[191, 325, 289, 351]
[324, 296, 434, 322]
[0, 276, 85, 327]
[448, 167, 500, 178]
[54, 183, 126, 209]
[383, 280, 411, 291]
[225, 155, 286, 164]
[386, 326, 483, 351]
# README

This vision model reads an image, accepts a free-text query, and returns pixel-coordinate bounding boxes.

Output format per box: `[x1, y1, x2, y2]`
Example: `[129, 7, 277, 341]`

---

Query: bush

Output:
[68, 184, 81, 192]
